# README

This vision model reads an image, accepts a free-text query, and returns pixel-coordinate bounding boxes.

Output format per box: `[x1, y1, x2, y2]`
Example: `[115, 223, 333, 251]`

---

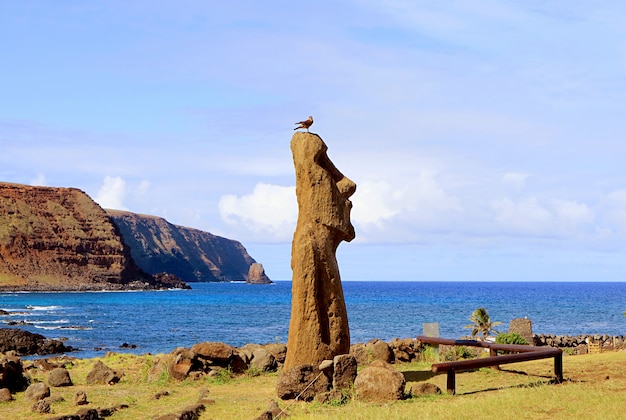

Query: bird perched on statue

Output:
[294, 116, 313, 132]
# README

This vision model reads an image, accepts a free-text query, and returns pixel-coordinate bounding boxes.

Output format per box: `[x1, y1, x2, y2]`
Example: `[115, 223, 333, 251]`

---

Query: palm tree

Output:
[464, 307, 502, 341]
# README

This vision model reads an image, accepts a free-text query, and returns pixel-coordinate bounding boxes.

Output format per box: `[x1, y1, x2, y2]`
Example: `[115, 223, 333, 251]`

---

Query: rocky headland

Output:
[108, 210, 270, 283]
[0, 182, 270, 291]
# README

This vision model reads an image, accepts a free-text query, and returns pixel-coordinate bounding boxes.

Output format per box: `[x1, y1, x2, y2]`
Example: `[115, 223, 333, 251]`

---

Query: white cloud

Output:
[350, 181, 400, 226]
[599, 189, 626, 235]
[29, 173, 47, 186]
[502, 172, 529, 190]
[491, 196, 594, 237]
[350, 172, 461, 242]
[94, 176, 128, 210]
[218, 183, 296, 241]
[492, 197, 552, 234]
[136, 180, 150, 195]
[551, 199, 594, 226]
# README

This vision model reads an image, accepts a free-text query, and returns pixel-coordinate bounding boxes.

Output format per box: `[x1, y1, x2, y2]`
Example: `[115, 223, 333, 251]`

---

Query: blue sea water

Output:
[1, 281, 625, 359]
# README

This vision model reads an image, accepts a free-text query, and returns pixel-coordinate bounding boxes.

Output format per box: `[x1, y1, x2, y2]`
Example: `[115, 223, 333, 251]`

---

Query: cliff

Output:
[107, 210, 264, 282]
[0, 182, 187, 291]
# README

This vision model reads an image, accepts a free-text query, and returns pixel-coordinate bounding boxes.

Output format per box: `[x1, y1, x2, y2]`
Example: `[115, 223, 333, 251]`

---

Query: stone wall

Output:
[533, 334, 625, 354]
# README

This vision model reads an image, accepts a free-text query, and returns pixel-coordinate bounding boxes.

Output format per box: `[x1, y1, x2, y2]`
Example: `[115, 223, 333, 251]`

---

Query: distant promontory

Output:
[107, 210, 271, 283]
[0, 182, 271, 291]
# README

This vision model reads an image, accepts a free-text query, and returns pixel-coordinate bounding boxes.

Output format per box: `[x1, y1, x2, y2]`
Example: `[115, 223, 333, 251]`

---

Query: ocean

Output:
[1, 281, 625, 359]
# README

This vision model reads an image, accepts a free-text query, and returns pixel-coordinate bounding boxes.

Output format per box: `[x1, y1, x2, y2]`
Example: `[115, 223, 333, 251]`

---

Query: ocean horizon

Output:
[2, 281, 625, 359]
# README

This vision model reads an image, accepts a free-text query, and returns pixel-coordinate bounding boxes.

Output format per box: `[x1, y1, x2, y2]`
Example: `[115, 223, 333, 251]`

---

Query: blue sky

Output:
[2, 1, 626, 281]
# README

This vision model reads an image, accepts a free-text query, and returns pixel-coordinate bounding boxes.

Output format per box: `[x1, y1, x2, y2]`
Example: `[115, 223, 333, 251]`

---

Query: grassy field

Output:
[1, 350, 625, 419]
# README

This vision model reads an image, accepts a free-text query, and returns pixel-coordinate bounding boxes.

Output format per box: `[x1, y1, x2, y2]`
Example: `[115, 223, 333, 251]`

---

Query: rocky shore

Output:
[533, 333, 625, 354]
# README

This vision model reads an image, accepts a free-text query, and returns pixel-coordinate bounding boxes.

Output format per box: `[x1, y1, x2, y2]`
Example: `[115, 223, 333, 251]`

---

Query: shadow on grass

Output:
[403, 371, 438, 382]
[457, 370, 571, 395]
[498, 367, 553, 379]
[459, 377, 567, 395]
[403, 367, 571, 395]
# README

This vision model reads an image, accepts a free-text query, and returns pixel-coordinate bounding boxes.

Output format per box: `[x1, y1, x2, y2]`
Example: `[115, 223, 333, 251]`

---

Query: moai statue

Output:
[283, 132, 356, 369]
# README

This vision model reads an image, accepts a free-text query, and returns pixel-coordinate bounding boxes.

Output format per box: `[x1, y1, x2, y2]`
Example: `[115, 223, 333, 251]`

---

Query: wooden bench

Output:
[417, 336, 563, 394]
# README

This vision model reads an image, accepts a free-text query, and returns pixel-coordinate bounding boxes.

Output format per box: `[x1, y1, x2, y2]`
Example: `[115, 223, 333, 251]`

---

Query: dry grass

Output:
[1, 350, 625, 419]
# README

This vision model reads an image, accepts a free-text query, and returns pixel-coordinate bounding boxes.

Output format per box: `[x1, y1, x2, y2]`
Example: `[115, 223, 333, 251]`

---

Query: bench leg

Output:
[446, 369, 456, 395]
[554, 353, 563, 383]
[489, 348, 500, 370]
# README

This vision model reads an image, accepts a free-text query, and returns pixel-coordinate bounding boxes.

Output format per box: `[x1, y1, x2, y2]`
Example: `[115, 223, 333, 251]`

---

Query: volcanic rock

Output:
[247, 263, 272, 284]
[0, 353, 28, 392]
[74, 390, 89, 405]
[410, 382, 442, 396]
[25, 382, 50, 401]
[365, 339, 395, 364]
[250, 347, 277, 372]
[332, 354, 357, 391]
[191, 341, 234, 363]
[85, 361, 121, 385]
[0, 328, 73, 356]
[0, 387, 12, 402]
[276, 364, 330, 401]
[354, 360, 406, 402]
[48, 367, 73, 387]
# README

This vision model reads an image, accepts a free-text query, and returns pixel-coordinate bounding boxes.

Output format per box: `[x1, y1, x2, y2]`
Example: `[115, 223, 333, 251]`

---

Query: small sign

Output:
[423, 322, 439, 337]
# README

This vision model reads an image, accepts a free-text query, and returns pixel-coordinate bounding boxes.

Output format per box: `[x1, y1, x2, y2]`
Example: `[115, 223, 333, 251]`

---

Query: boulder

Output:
[33, 358, 57, 372]
[394, 349, 411, 362]
[154, 403, 206, 420]
[315, 389, 347, 405]
[0, 354, 28, 392]
[410, 382, 442, 396]
[390, 337, 421, 362]
[0, 387, 12, 402]
[191, 342, 234, 363]
[31, 399, 51, 413]
[169, 353, 193, 381]
[25, 382, 50, 401]
[276, 364, 330, 401]
[48, 367, 73, 387]
[85, 361, 120, 385]
[147, 357, 170, 382]
[349, 344, 370, 366]
[238, 344, 257, 363]
[318, 359, 333, 372]
[332, 354, 357, 391]
[354, 360, 405, 402]
[75, 408, 100, 419]
[74, 390, 89, 405]
[264, 343, 287, 365]
[251, 348, 277, 372]
[229, 352, 248, 374]
[365, 339, 394, 364]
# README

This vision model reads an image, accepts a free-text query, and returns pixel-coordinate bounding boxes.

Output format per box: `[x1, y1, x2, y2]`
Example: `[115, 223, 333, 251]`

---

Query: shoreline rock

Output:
[0, 328, 74, 356]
